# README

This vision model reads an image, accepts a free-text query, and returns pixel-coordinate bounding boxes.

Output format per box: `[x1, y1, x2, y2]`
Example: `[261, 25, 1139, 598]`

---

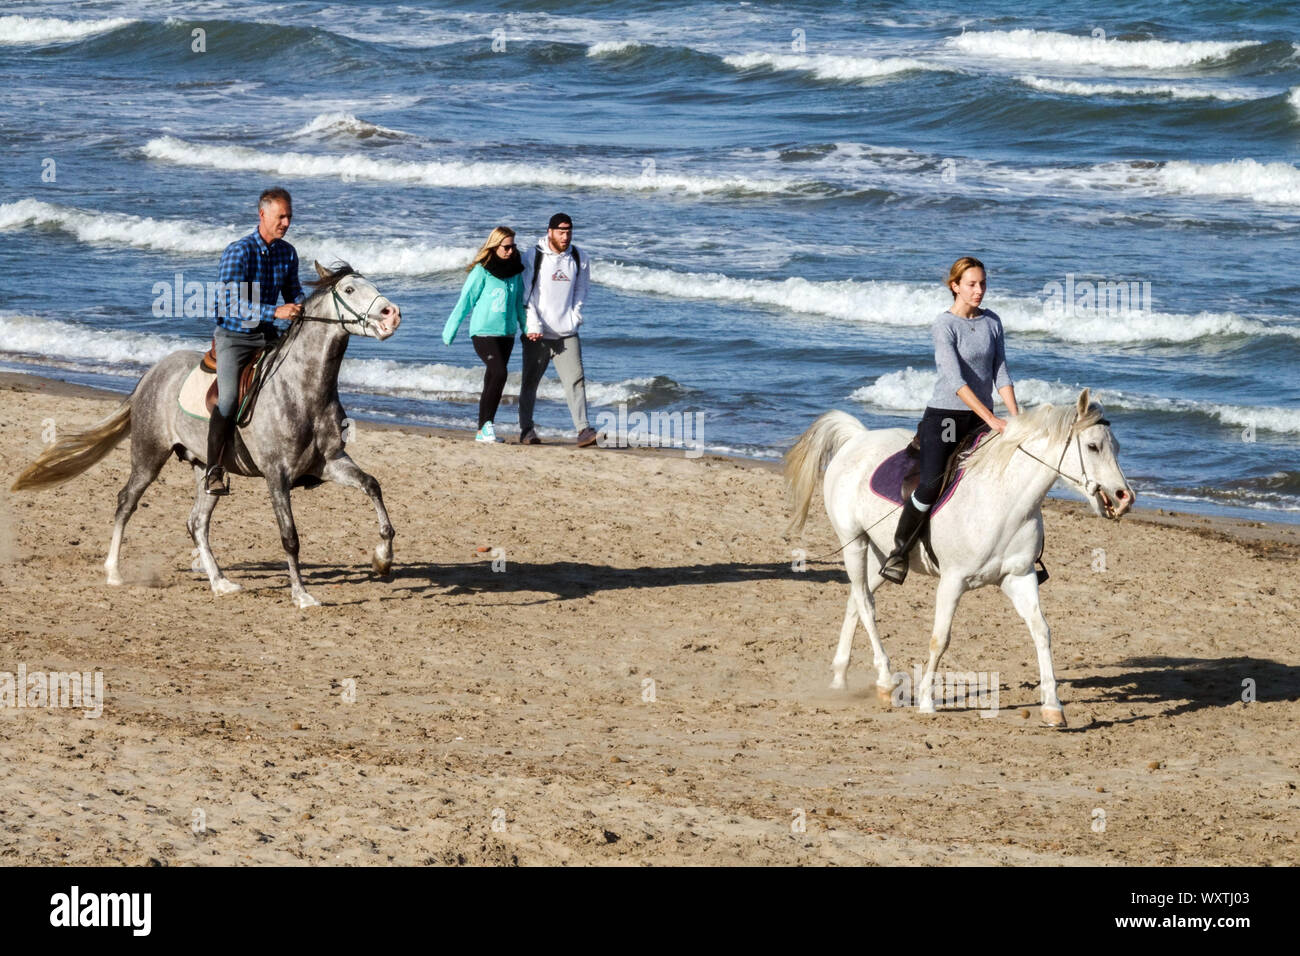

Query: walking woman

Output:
[881, 256, 1021, 584]
[442, 226, 526, 443]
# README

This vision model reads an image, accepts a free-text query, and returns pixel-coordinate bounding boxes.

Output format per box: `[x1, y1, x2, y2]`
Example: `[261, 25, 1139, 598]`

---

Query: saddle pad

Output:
[178, 363, 216, 421]
[868, 430, 991, 517]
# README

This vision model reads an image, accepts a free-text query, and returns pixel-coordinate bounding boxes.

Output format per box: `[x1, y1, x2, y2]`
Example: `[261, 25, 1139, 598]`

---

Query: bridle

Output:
[1009, 417, 1112, 501]
[296, 276, 389, 337]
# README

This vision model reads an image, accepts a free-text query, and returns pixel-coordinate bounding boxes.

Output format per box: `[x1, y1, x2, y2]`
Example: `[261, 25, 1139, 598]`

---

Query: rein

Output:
[1008, 417, 1111, 499]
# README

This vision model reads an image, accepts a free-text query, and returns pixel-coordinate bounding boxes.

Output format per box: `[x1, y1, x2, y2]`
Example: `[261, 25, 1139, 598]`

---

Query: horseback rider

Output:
[880, 256, 1021, 584]
[204, 187, 305, 495]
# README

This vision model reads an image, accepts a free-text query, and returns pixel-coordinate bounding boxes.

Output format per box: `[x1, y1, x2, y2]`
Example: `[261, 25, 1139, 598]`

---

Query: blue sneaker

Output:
[476, 421, 502, 443]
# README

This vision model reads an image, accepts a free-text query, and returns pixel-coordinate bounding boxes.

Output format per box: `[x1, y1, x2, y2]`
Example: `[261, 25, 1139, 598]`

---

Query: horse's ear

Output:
[1076, 388, 1091, 420]
[314, 260, 329, 279]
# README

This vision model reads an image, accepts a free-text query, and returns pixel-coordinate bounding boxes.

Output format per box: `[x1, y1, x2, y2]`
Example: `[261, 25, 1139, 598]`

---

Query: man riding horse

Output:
[205, 186, 305, 495]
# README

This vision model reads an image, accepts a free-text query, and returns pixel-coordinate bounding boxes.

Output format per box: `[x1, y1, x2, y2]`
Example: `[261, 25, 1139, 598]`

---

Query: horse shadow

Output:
[1060, 655, 1299, 729]
[221, 557, 848, 606]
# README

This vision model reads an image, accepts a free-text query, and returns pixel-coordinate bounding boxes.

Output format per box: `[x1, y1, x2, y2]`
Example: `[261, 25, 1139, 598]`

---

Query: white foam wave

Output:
[723, 52, 939, 82]
[0, 199, 473, 275]
[1290, 86, 1300, 117]
[948, 29, 1257, 69]
[587, 40, 643, 56]
[1156, 158, 1300, 206]
[289, 112, 411, 141]
[338, 358, 655, 406]
[0, 313, 655, 407]
[851, 370, 1300, 435]
[142, 136, 799, 196]
[1018, 75, 1266, 102]
[595, 261, 1293, 344]
[0, 14, 134, 45]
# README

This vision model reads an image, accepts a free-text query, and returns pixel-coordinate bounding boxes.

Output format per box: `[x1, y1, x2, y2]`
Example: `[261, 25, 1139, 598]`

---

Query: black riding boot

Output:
[204, 408, 235, 496]
[880, 498, 929, 585]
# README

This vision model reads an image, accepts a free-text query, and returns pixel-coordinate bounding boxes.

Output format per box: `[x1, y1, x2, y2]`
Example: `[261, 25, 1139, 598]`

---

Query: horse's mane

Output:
[962, 402, 1105, 478]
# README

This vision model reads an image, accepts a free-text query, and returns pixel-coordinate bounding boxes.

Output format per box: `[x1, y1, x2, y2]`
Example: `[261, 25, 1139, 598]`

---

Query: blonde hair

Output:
[946, 256, 986, 298]
[468, 226, 516, 273]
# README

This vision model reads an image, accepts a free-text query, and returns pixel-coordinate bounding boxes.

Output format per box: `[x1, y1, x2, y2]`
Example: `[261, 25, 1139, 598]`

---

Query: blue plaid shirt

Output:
[214, 230, 306, 331]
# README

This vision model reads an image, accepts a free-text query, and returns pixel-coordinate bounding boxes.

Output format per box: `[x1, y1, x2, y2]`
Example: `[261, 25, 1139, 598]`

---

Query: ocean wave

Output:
[0, 199, 472, 275]
[587, 40, 645, 57]
[9, 199, 1297, 346]
[0, 14, 134, 45]
[1017, 75, 1269, 102]
[141, 135, 803, 196]
[0, 313, 660, 407]
[851, 369, 1300, 435]
[595, 261, 1296, 344]
[722, 52, 942, 83]
[289, 112, 412, 142]
[947, 29, 1258, 69]
[1155, 158, 1300, 206]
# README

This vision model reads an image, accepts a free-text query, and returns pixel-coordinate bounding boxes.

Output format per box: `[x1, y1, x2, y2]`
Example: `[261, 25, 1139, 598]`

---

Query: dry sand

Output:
[0, 372, 1296, 865]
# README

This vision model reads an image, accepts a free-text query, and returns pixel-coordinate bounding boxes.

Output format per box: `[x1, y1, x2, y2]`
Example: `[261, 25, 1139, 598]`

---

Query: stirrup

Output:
[204, 466, 230, 496]
[880, 552, 908, 585]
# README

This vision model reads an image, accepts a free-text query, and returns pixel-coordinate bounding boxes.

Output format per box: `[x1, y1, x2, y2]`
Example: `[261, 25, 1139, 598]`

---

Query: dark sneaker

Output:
[518, 426, 542, 445]
[203, 466, 230, 496]
[576, 427, 598, 448]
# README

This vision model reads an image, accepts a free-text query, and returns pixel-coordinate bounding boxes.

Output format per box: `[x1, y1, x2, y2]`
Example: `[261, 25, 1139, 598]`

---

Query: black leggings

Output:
[915, 407, 982, 506]
[472, 335, 514, 429]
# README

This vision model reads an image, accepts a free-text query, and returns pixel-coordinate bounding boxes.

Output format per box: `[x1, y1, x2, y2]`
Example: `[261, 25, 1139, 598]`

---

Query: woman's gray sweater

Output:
[926, 308, 1012, 411]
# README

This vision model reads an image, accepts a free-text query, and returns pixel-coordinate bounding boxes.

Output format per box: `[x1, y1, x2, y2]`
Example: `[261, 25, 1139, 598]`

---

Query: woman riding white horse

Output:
[882, 256, 1019, 584]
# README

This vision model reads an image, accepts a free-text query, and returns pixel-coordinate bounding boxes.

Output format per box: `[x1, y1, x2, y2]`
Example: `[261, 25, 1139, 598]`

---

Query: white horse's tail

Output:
[784, 410, 867, 536]
[10, 399, 132, 492]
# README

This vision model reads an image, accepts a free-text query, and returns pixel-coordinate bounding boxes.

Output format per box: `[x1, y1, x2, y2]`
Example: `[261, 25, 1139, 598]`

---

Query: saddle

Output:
[869, 424, 991, 515]
[176, 336, 271, 425]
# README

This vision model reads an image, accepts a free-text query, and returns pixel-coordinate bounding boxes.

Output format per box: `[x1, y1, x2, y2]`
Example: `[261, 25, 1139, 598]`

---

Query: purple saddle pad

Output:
[868, 431, 990, 517]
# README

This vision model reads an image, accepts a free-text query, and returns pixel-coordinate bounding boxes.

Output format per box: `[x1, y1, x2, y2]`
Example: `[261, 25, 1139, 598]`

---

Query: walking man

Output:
[204, 186, 305, 494]
[517, 212, 597, 447]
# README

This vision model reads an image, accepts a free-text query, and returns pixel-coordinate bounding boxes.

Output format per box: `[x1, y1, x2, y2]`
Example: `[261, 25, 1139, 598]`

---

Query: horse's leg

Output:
[835, 539, 893, 701]
[321, 453, 394, 576]
[186, 464, 240, 595]
[104, 440, 170, 586]
[917, 575, 966, 713]
[1001, 571, 1065, 727]
[266, 471, 318, 608]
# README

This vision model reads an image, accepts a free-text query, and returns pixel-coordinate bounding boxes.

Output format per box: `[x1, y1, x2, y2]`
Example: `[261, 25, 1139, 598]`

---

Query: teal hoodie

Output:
[442, 264, 525, 343]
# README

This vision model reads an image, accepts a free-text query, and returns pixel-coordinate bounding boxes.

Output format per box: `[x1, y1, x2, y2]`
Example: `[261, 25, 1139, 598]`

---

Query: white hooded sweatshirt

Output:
[521, 237, 589, 339]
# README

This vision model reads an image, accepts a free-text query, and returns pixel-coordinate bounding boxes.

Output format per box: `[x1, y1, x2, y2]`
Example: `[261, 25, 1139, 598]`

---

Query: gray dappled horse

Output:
[11, 262, 402, 608]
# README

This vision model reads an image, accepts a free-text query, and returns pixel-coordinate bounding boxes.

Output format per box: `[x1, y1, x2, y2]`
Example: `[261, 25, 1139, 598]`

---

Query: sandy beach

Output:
[0, 371, 1296, 866]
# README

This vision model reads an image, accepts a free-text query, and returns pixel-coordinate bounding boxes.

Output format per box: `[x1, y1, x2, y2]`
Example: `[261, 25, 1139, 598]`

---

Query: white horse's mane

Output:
[963, 402, 1105, 478]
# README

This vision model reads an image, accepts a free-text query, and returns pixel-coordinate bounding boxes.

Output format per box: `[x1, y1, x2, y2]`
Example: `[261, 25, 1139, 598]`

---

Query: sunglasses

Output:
[498, 242, 515, 250]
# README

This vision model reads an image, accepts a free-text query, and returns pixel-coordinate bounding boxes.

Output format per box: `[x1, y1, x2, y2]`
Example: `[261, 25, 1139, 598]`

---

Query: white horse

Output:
[784, 389, 1133, 727]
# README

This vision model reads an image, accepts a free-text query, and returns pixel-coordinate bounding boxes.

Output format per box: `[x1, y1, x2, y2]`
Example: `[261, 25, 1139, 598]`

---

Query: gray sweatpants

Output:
[213, 324, 270, 417]
[519, 334, 589, 433]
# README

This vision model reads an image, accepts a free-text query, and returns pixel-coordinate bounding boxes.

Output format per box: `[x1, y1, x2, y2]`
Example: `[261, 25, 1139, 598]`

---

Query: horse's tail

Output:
[784, 410, 867, 536]
[10, 398, 133, 492]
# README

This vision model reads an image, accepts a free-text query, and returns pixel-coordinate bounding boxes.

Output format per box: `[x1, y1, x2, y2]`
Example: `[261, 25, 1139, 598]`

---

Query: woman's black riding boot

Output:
[880, 498, 928, 585]
[204, 408, 234, 496]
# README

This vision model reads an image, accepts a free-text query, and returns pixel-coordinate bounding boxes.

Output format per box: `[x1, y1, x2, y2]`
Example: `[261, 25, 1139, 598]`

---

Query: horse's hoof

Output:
[105, 571, 123, 587]
[917, 702, 937, 715]
[829, 675, 846, 691]
[1041, 707, 1067, 728]
[294, 591, 321, 609]
[212, 578, 242, 596]
[875, 684, 894, 705]
[372, 555, 392, 576]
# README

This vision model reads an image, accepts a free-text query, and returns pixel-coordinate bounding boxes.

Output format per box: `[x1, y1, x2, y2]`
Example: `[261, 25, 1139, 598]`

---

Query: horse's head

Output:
[1072, 388, 1135, 519]
[311, 260, 401, 340]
